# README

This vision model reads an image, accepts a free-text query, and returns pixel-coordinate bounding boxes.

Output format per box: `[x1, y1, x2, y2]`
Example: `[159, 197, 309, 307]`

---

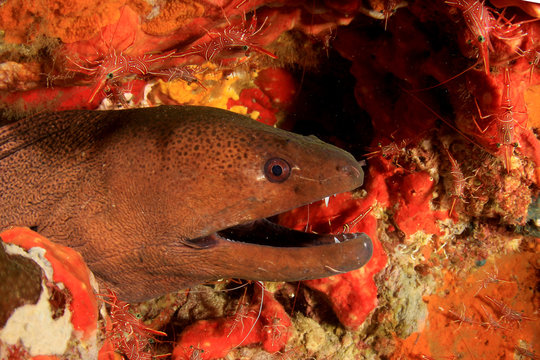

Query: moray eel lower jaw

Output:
[214, 217, 372, 271]
[182, 189, 373, 289]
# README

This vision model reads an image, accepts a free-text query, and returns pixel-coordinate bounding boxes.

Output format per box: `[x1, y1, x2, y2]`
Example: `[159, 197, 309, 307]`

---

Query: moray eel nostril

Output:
[337, 163, 364, 185]
[1, 105, 371, 302]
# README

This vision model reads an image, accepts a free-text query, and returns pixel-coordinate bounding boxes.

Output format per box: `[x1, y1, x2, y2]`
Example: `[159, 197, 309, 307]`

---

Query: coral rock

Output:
[390, 171, 447, 237]
[0, 0, 130, 43]
[279, 192, 388, 329]
[304, 219, 386, 329]
[227, 87, 277, 126]
[0, 62, 41, 91]
[140, 1, 204, 36]
[173, 285, 292, 359]
[254, 68, 297, 112]
[0, 241, 42, 328]
[0, 228, 99, 342]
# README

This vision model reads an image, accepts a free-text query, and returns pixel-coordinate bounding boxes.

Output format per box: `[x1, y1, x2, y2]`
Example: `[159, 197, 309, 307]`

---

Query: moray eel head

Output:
[91, 106, 371, 301]
[3, 106, 371, 302]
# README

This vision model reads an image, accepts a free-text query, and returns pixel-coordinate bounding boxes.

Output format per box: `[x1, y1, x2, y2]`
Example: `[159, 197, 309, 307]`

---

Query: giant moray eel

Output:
[0, 105, 372, 302]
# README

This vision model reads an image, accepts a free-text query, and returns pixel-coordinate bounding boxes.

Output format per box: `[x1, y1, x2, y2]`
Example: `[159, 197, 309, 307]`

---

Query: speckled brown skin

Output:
[0, 105, 370, 302]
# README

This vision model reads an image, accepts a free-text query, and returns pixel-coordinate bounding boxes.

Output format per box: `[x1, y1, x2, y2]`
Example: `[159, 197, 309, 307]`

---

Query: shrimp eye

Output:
[106, 73, 114, 79]
[264, 158, 291, 183]
[478, 35, 485, 43]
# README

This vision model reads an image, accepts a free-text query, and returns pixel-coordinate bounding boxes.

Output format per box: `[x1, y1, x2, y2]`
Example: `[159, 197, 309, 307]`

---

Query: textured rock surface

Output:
[1, 0, 539, 358]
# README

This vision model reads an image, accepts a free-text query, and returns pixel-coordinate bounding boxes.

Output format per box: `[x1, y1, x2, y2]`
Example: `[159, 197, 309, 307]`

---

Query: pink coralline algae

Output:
[172, 284, 292, 359]
[0, 227, 99, 358]
[278, 191, 387, 329]
[1, 227, 98, 339]
[388, 171, 448, 237]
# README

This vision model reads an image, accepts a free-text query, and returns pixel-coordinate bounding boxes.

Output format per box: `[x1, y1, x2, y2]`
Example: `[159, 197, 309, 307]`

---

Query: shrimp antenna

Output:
[401, 87, 491, 155]
[410, 61, 480, 93]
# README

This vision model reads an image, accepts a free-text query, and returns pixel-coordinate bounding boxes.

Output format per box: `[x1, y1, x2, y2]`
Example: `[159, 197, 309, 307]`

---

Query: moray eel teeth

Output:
[191, 219, 367, 248]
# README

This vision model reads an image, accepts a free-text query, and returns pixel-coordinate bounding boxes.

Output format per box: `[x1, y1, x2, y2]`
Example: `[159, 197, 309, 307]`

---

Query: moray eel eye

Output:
[264, 158, 291, 183]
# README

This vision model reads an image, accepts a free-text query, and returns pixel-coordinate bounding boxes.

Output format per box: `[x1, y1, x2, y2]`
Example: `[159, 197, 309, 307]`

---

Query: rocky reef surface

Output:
[0, 0, 539, 359]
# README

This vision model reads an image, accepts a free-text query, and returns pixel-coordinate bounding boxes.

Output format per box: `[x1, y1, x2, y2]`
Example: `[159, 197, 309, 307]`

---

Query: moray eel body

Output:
[0, 105, 371, 302]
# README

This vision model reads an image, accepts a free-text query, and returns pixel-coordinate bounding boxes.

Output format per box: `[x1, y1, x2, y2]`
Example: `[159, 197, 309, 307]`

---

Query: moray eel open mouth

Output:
[185, 195, 373, 280]
[179, 152, 372, 282]
[217, 218, 365, 247]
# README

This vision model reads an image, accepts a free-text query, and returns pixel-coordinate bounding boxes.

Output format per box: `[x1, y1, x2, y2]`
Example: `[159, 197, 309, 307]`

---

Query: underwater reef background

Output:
[0, 0, 539, 359]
